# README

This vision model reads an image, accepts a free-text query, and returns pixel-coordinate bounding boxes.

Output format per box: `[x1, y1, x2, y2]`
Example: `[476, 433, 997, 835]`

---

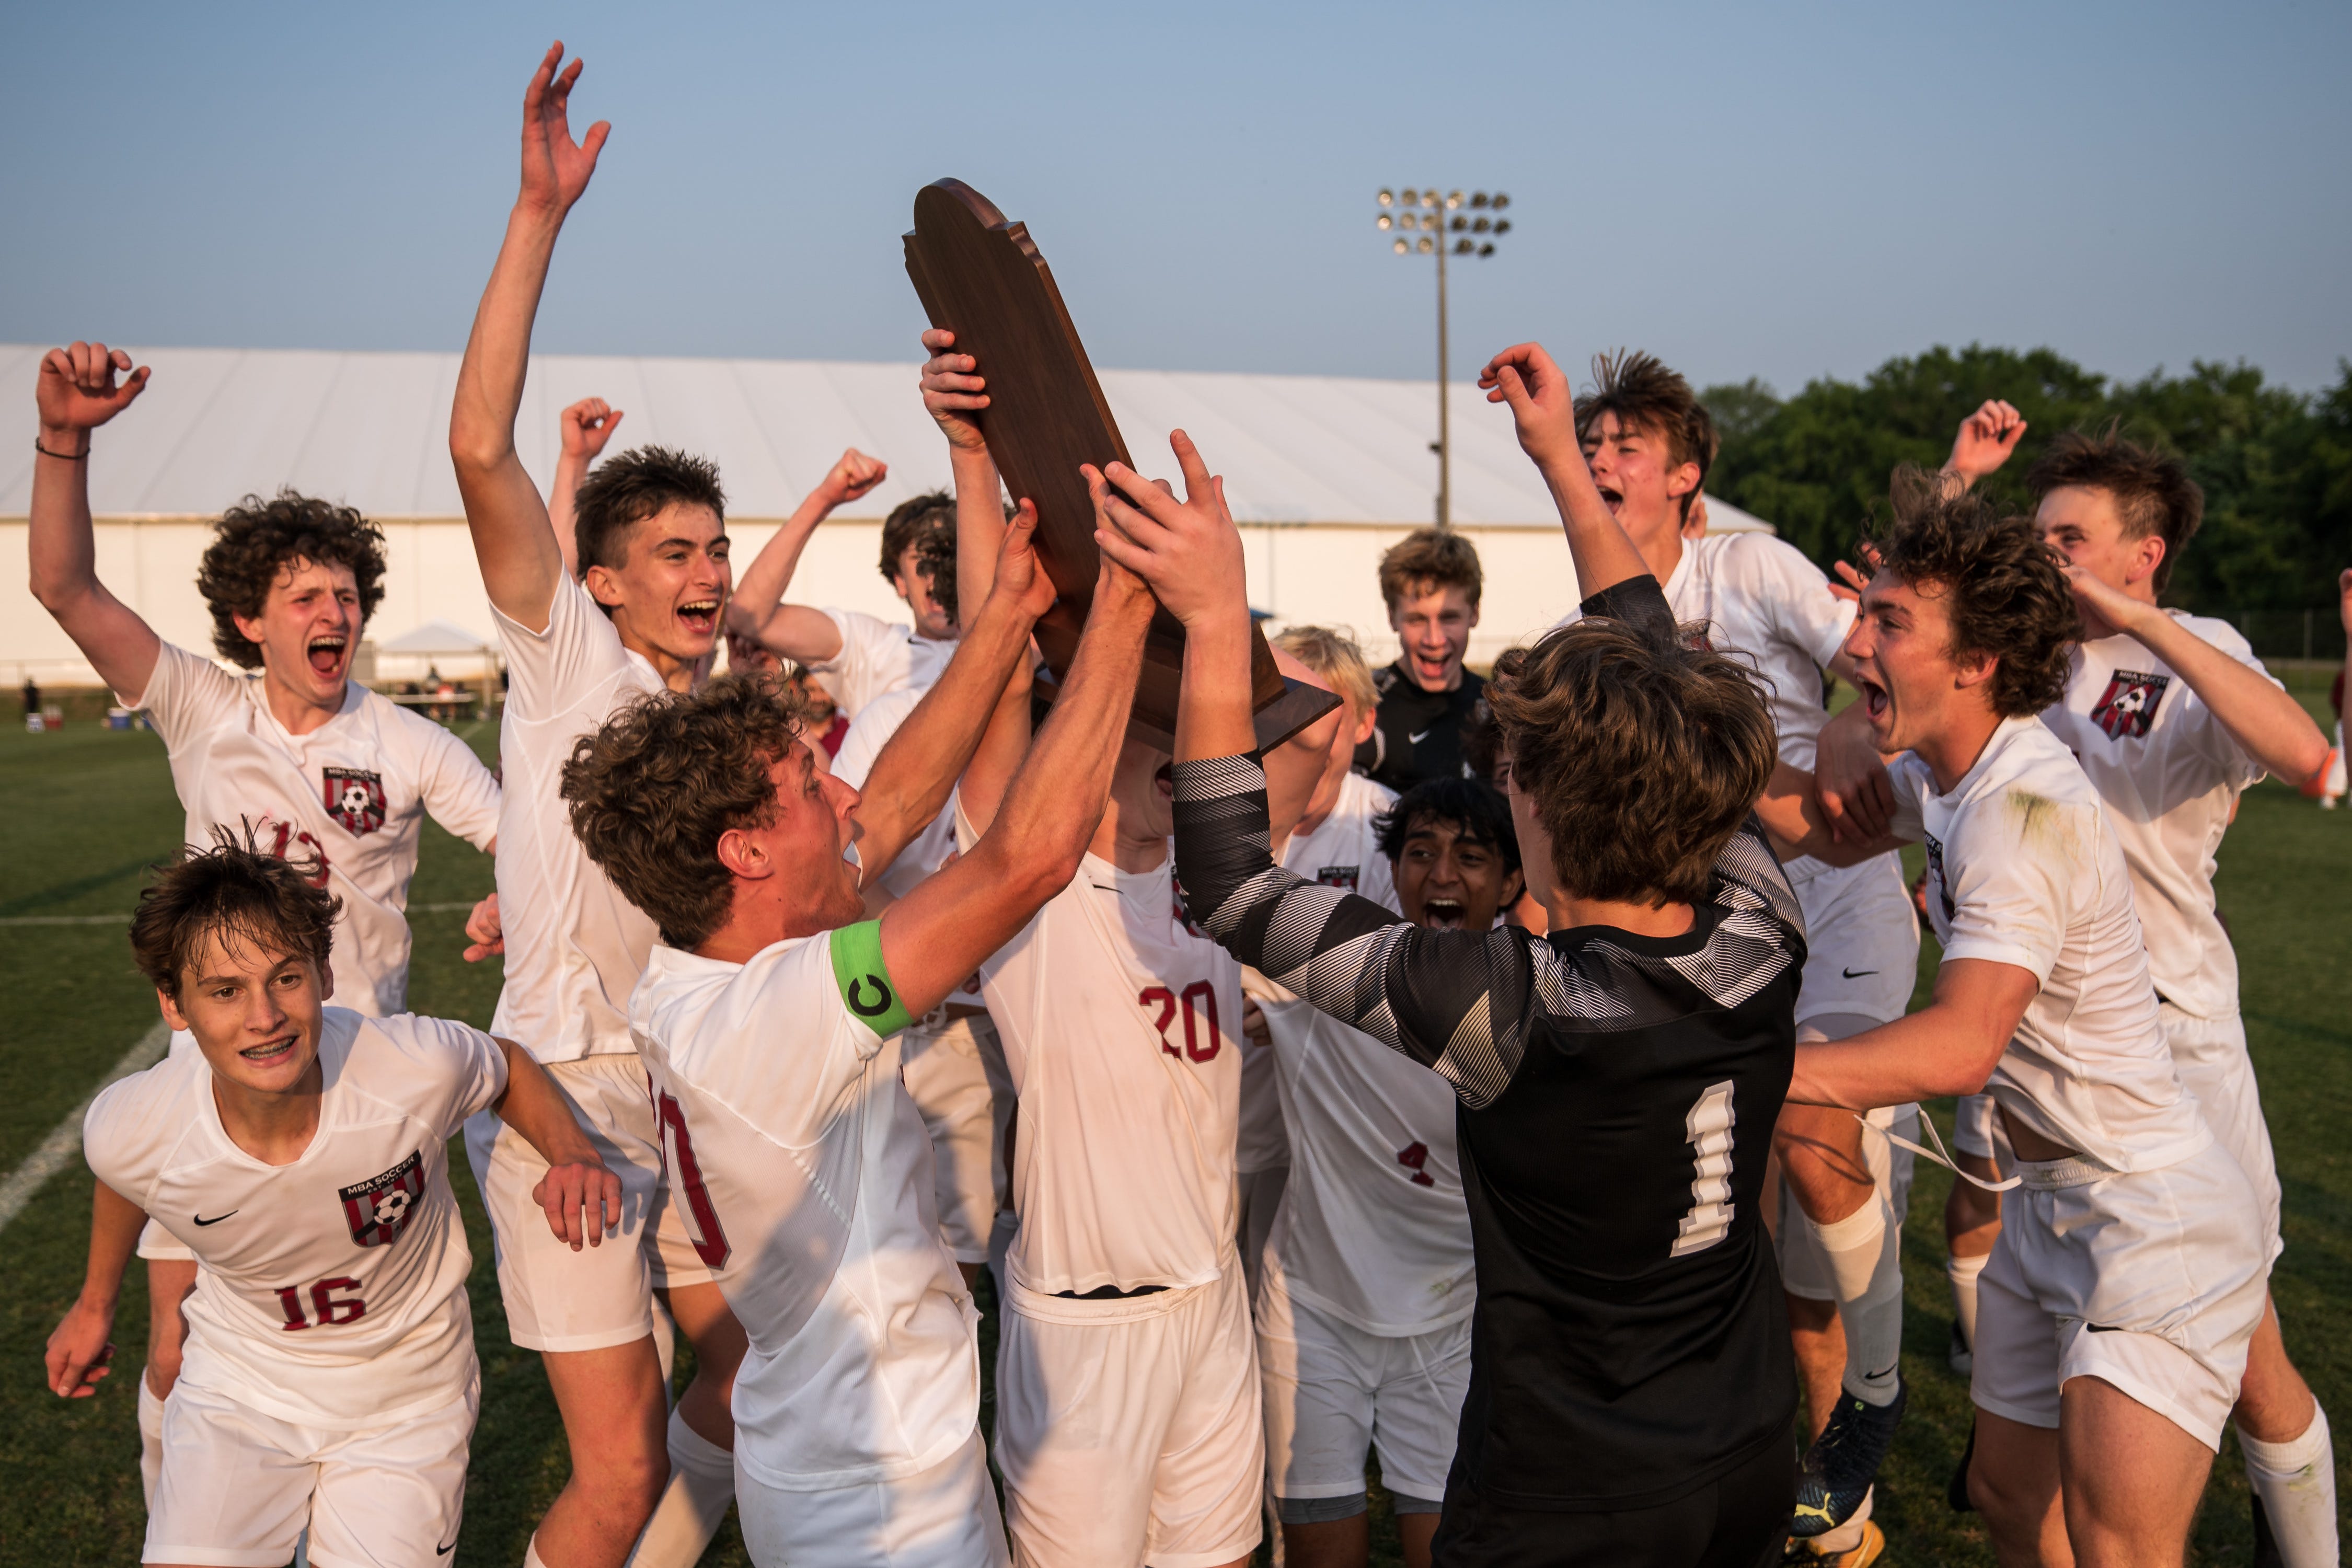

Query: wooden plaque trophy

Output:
[904, 179, 1340, 752]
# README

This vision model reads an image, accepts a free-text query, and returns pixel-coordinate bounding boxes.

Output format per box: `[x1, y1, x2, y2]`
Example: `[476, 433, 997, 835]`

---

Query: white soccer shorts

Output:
[899, 1012, 1008, 1265]
[1970, 1139, 2269, 1450]
[2161, 1004, 2283, 1262]
[1256, 1282, 1469, 1510]
[736, 1428, 1009, 1568]
[1790, 859, 1919, 1032]
[1951, 1093, 2007, 1162]
[997, 1263, 1264, 1568]
[144, 1370, 476, 1566]
[1778, 1103, 1917, 1302]
[464, 1053, 712, 1353]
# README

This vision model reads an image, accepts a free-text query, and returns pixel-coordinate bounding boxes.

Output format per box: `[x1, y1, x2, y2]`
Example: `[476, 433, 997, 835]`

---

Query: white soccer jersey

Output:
[631, 929, 978, 1490]
[489, 573, 666, 1062]
[960, 809, 1244, 1304]
[807, 608, 953, 722]
[2040, 616, 2273, 1020]
[1253, 774, 1474, 1337]
[124, 642, 501, 1016]
[1888, 717, 2209, 1172]
[83, 1009, 506, 1428]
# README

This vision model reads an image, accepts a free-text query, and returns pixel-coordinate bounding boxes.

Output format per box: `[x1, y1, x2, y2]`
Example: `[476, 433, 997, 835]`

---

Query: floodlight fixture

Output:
[1401, 187, 1419, 205]
[1377, 214, 1393, 229]
[1378, 189, 1395, 206]
[1417, 236, 1433, 253]
[1393, 238, 1408, 253]
[1493, 192, 1510, 209]
[1373, 182, 1519, 527]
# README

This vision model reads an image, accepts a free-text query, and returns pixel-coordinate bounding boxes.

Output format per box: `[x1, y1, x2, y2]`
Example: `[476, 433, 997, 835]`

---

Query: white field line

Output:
[0, 902, 479, 928]
[0, 1020, 170, 1236]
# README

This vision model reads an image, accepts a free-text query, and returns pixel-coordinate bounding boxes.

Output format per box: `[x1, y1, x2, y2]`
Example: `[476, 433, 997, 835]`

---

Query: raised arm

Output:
[548, 396, 624, 574]
[447, 43, 610, 633]
[848, 507, 1053, 883]
[728, 447, 890, 661]
[875, 547, 1157, 1014]
[489, 1037, 622, 1250]
[45, 1178, 146, 1399]
[918, 329, 1036, 836]
[1478, 342, 1650, 604]
[28, 342, 160, 699]
[1942, 399, 2027, 488]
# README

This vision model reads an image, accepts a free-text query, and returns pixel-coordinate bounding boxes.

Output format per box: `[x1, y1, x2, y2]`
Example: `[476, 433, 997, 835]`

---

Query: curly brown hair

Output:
[1377, 526, 1483, 612]
[2024, 426, 2203, 593]
[195, 492, 388, 668]
[560, 673, 811, 949]
[574, 446, 728, 581]
[1869, 468, 2078, 718]
[1488, 622, 1775, 906]
[1573, 351, 1718, 524]
[880, 490, 954, 581]
[130, 825, 340, 1000]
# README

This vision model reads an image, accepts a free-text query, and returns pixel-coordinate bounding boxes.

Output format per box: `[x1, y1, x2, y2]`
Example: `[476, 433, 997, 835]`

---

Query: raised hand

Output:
[37, 343, 151, 438]
[559, 397, 624, 461]
[920, 329, 990, 454]
[517, 42, 610, 221]
[1945, 398, 2025, 485]
[817, 447, 889, 510]
[2060, 559, 2151, 641]
[1478, 342, 1579, 472]
[987, 499, 1057, 622]
[1089, 431, 1247, 629]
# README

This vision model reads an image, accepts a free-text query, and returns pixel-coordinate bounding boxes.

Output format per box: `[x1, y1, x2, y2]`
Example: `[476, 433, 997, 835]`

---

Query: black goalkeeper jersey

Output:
[1172, 575, 1803, 1512]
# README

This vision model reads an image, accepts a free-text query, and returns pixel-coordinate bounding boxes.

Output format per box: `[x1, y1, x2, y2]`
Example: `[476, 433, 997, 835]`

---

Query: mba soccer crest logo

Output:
[1921, 833, 1957, 924]
[2090, 670, 2170, 741]
[340, 1150, 426, 1247]
[322, 767, 387, 836]
[1316, 865, 1362, 892]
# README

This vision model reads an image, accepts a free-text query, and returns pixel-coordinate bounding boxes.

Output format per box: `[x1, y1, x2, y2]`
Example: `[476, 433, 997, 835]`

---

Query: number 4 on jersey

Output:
[1670, 1081, 1738, 1258]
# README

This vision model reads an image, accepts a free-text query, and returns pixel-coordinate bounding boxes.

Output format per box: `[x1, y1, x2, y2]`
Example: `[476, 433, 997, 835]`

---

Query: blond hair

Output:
[1272, 624, 1378, 716]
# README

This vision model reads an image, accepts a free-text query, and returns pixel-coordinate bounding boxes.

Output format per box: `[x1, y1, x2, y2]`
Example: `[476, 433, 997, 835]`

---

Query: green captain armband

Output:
[828, 920, 913, 1036]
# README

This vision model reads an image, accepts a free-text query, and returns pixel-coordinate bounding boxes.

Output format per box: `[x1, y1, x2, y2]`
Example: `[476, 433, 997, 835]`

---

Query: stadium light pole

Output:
[1377, 187, 1512, 528]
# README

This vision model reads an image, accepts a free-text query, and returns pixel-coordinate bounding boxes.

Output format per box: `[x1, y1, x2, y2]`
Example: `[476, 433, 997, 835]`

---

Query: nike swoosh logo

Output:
[193, 1210, 237, 1226]
[1408, 729, 1432, 744]
[2084, 1323, 2125, 1333]
[1841, 967, 1878, 978]
[436, 1544, 456, 1557]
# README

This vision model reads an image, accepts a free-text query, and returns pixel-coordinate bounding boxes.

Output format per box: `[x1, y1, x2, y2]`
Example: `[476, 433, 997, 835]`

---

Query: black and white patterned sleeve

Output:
[1172, 754, 1541, 1108]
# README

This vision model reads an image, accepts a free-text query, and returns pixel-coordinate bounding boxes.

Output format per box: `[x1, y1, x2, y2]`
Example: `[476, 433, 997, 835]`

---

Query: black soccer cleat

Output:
[2251, 1492, 2284, 1568]
[1792, 1376, 1908, 1538]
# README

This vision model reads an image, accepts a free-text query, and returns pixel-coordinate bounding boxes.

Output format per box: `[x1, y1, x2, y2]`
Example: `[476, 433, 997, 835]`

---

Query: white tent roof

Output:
[0, 344, 1770, 534]
[377, 617, 497, 656]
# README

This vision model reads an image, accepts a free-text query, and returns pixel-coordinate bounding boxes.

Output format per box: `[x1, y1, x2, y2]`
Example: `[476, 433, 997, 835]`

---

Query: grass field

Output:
[2, 706, 2346, 1565]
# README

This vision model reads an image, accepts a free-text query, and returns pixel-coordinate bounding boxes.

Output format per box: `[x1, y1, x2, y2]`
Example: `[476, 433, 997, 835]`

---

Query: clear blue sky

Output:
[5, 1, 2347, 398]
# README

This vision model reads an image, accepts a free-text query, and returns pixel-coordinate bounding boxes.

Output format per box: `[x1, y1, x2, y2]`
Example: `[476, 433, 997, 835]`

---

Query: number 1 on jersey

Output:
[1670, 1081, 1737, 1258]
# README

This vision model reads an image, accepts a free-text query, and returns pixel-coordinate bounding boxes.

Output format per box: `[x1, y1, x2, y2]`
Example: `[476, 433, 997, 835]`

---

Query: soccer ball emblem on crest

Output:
[373, 1187, 412, 1228]
[2090, 670, 2171, 742]
[322, 766, 388, 836]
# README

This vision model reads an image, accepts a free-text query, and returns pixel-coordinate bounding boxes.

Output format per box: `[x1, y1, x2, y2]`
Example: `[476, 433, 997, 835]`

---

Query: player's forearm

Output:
[1174, 608, 1258, 764]
[28, 433, 101, 609]
[856, 590, 1038, 876]
[1788, 964, 2024, 1108]
[989, 586, 1154, 879]
[1532, 443, 1648, 602]
[450, 206, 563, 477]
[489, 1040, 601, 1170]
[549, 451, 588, 575]
[724, 490, 835, 639]
[77, 1181, 147, 1311]
[2129, 609, 2330, 785]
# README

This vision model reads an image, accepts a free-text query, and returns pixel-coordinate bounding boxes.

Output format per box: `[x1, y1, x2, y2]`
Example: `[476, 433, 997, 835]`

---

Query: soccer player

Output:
[1831, 412, 2339, 1564]
[1122, 340, 1803, 1568]
[1253, 766, 1513, 1568]
[1766, 474, 2273, 1568]
[1358, 528, 1489, 792]
[1553, 351, 1918, 1553]
[44, 836, 619, 1568]
[725, 462, 971, 724]
[560, 460, 1170, 1567]
[28, 338, 503, 1497]
[447, 45, 742, 1567]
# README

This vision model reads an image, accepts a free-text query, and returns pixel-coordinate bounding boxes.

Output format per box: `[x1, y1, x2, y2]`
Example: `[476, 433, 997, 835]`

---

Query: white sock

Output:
[2239, 1405, 2338, 1568]
[525, 1537, 551, 1568]
[1806, 1194, 1902, 1405]
[1947, 1251, 1988, 1353]
[625, 1408, 735, 1567]
[137, 1371, 166, 1506]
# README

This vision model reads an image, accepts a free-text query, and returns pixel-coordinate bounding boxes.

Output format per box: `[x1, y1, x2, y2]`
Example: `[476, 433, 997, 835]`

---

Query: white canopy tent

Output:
[0, 344, 1773, 685]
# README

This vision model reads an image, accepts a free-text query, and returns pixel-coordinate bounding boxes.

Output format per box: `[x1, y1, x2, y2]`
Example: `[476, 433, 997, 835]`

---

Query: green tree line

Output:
[1700, 347, 2352, 652]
